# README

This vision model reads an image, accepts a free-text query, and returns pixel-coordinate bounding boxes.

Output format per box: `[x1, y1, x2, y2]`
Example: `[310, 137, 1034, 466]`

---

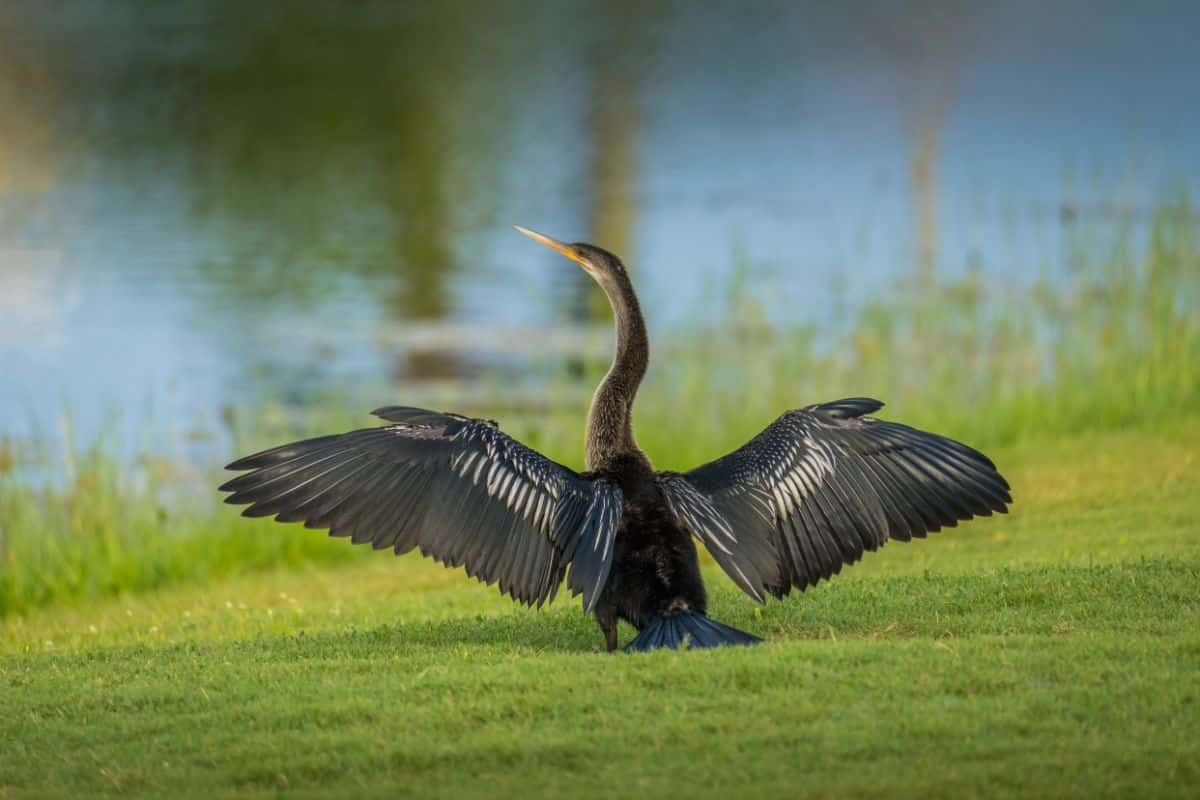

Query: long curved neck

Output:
[585, 270, 648, 471]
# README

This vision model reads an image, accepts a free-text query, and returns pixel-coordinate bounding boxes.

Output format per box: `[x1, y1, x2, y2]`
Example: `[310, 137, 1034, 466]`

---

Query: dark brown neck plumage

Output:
[585, 269, 649, 471]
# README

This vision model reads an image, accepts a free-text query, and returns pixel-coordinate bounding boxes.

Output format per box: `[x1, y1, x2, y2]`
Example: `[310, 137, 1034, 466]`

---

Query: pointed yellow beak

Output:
[514, 225, 584, 265]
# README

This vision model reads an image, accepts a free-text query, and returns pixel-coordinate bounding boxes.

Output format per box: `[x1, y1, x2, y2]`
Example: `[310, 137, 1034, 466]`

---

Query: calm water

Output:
[2, 0, 1199, 455]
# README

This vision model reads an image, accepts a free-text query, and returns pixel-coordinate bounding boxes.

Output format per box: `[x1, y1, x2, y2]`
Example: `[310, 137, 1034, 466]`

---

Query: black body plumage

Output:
[587, 452, 715, 650]
[220, 231, 1012, 652]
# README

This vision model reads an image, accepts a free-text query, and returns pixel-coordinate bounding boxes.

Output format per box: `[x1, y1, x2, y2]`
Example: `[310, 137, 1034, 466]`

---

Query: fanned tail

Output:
[624, 611, 762, 652]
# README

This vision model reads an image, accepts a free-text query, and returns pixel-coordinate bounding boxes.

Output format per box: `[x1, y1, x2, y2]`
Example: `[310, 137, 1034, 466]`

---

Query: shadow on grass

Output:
[14, 559, 1192, 670]
[220, 609, 609, 661]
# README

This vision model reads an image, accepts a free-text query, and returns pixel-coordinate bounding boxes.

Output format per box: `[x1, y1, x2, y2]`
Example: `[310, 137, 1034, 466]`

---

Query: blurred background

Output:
[1, 0, 1197, 613]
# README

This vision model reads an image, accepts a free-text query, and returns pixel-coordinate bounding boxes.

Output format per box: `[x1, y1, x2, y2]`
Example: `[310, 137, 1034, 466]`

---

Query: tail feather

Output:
[624, 611, 762, 652]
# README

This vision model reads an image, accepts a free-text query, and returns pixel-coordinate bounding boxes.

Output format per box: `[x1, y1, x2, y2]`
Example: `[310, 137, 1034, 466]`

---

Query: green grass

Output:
[2, 423, 1197, 798]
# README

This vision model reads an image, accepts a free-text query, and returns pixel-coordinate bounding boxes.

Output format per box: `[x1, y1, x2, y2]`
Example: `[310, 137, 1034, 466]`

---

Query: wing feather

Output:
[657, 398, 1011, 599]
[221, 407, 622, 609]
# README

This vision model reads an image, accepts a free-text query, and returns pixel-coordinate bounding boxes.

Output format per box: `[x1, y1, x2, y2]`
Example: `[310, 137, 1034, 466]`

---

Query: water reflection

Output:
[178, 3, 503, 380]
[1, 0, 1198, 451]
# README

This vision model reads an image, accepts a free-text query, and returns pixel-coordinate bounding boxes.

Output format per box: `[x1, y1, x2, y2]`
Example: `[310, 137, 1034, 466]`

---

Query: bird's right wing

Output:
[221, 407, 623, 611]
[657, 398, 1011, 601]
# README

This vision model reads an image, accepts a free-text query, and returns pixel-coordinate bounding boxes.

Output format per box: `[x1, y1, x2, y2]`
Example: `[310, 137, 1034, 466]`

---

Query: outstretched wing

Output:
[220, 406, 623, 610]
[657, 397, 1011, 601]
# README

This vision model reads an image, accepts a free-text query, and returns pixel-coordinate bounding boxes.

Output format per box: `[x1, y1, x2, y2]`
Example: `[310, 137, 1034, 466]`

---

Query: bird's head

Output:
[514, 226, 628, 286]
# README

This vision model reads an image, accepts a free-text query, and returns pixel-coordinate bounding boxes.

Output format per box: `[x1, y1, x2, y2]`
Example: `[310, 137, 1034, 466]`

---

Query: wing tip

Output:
[224, 454, 261, 471]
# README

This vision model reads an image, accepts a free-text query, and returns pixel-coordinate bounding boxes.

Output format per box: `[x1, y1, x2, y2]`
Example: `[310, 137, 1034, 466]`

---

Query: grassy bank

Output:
[2, 423, 1197, 798]
[1, 202, 1197, 616]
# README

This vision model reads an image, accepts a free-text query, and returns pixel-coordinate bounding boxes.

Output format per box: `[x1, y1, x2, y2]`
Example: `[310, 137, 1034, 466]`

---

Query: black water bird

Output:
[221, 227, 1011, 651]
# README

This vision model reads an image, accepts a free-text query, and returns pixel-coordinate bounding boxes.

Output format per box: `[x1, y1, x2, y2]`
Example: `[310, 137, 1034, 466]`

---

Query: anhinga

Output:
[222, 228, 1011, 652]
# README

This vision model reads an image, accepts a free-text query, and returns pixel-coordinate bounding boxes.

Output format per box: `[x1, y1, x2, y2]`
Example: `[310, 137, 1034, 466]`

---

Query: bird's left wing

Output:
[221, 407, 622, 610]
[657, 397, 1011, 602]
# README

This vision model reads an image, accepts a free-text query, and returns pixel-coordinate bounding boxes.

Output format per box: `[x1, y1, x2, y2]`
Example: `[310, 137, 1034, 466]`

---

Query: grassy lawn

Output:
[2, 423, 1198, 798]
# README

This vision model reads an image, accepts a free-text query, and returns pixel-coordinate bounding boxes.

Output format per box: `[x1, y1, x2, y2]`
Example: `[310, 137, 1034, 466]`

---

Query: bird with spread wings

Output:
[223, 229, 1010, 652]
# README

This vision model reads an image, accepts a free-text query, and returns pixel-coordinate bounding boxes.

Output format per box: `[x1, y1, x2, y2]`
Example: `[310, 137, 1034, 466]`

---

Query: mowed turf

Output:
[1, 424, 1197, 799]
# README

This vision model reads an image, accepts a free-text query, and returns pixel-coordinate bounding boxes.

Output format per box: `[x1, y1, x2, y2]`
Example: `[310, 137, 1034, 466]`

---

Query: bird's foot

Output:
[597, 610, 619, 652]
